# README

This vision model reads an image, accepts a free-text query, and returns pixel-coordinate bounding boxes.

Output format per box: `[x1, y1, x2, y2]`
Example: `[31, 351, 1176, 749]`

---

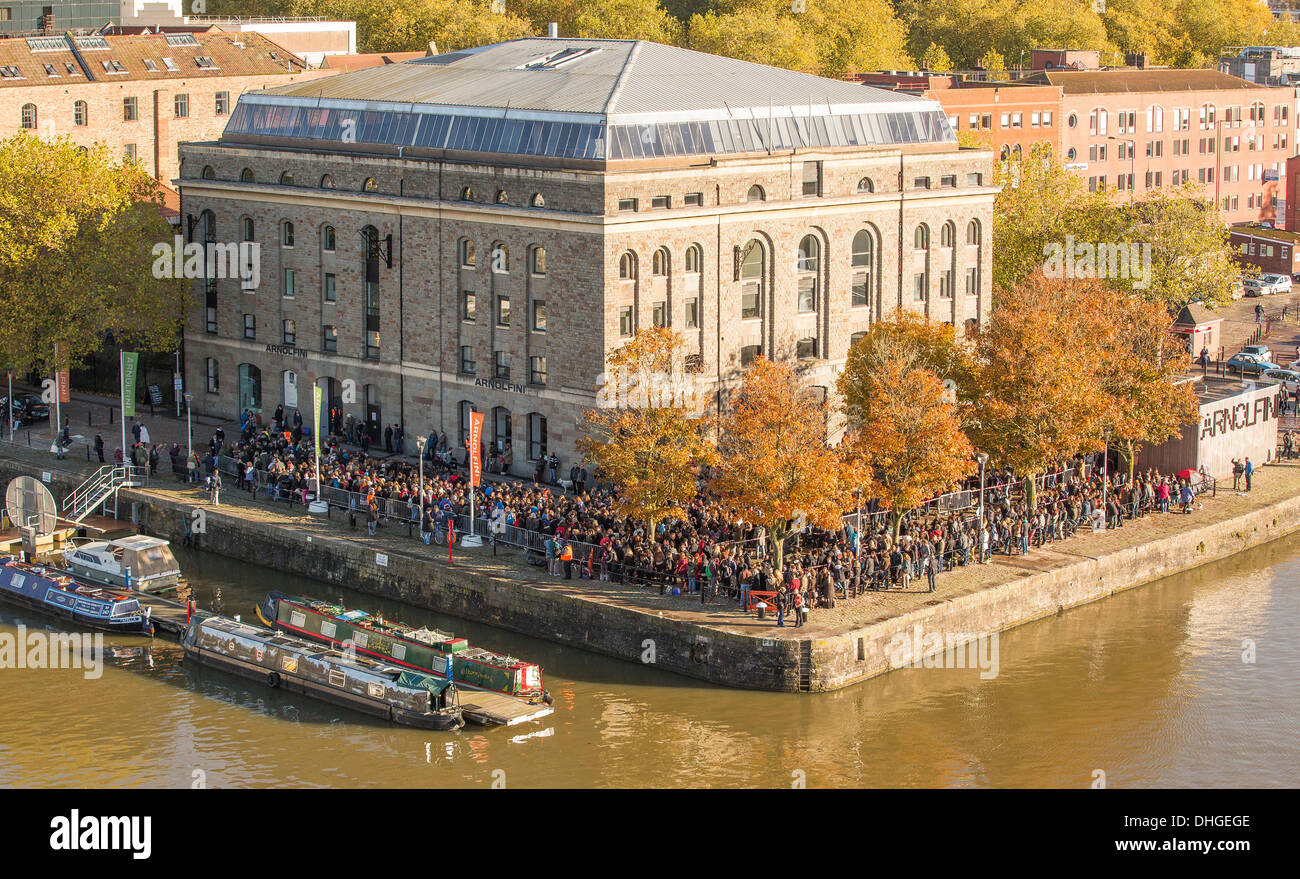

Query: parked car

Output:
[0, 393, 49, 425]
[1229, 279, 1246, 300]
[1242, 277, 1268, 297]
[1241, 343, 1272, 362]
[1260, 368, 1300, 393]
[1226, 353, 1280, 375]
[1262, 273, 1293, 294]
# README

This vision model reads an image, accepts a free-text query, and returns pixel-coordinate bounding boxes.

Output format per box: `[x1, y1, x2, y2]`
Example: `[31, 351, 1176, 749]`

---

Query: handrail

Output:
[63, 465, 145, 523]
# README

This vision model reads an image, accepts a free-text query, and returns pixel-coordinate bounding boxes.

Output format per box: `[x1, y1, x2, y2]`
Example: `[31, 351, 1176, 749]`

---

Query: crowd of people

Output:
[164, 407, 1244, 628]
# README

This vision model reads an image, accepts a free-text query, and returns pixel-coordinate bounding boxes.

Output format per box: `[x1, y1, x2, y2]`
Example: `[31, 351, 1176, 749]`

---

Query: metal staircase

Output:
[63, 465, 145, 523]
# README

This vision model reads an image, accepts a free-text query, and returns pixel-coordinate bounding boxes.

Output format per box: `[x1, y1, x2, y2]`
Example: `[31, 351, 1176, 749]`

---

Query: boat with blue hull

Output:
[0, 555, 155, 636]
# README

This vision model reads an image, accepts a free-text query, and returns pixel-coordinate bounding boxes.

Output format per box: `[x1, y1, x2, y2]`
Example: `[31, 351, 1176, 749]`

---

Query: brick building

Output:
[178, 37, 994, 472]
[863, 67, 1299, 226]
[0, 30, 328, 183]
[1228, 223, 1300, 277]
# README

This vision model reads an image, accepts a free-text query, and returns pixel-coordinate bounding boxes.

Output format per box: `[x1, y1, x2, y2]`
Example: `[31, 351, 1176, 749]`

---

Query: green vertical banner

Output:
[121, 351, 139, 418]
[313, 384, 322, 461]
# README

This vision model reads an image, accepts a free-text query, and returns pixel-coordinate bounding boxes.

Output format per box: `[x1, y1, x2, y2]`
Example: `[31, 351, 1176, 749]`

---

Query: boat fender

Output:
[266, 672, 281, 688]
[542, 691, 553, 706]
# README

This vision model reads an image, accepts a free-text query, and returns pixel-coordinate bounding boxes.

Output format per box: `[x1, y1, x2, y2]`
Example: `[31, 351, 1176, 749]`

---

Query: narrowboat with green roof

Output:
[257, 591, 551, 704]
[182, 613, 464, 731]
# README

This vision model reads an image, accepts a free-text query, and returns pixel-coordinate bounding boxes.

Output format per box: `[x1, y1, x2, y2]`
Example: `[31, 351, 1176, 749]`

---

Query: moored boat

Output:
[181, 613, 465, 731]
[0, 555, 155, 635]
[62, 535, 184, 593]
[257, 591, 551, 704]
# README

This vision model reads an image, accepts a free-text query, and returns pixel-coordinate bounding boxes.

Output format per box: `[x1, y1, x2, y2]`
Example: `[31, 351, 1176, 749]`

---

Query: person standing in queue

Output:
[561, 541, 574, 579]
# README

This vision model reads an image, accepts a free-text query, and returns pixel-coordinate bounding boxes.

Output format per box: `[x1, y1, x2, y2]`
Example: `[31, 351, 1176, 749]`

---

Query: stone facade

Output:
[179, 136, 993, 471]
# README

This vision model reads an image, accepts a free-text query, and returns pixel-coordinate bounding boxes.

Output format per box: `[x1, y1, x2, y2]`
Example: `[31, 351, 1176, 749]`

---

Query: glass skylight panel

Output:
[166, 33, 201, 47]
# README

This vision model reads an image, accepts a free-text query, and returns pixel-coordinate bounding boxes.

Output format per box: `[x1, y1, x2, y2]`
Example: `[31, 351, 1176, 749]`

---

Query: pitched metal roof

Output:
[227, 38, 952, 162]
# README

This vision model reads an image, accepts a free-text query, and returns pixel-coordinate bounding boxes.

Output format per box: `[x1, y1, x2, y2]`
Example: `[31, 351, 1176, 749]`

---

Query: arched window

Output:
[20, 103, 37, 130]
[851, 228, 874, 308]
[495, 189, 509, 204]
[530, 245, 546, 276]
[740, 239, 763, 319]
[796, 234, 819, 314]
[492, 405, 512, 451]
[459, 400, 478, 446]
[459, 238, 475, 268]
[320, 174, 335, 189]
[1000, 144, 1011, 161]
[460, 186, 474, 201]
[528, 412, 547, 460]
[856, 177, 874, 193]
[200, 210, 216, 244]
[619, 252, 636, 280]
[1012, 144, 1022, 160]
[73, 100, 88, 126]
[746, 184, 765, 202]
[322, 225, 335, 251]
[1200, 103, 1216, 126]
[363, 177, 378, 192]
[941, 221, 956, 248]
[685, 244, 702, 273]
[531, 193, 545, 208]
[241, 217, 254, 242]
[281, 221, 294, 247]
[914, 225, 930, 250]
[966, 220, 982, 246]
[201, 165, 215, 179]
[280, 171, 294, 185]
[652, 248, 669, 276]
[240, 168, 255, 183]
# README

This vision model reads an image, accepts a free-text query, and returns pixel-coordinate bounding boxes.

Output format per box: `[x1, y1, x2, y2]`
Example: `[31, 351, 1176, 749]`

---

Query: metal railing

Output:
[63, 464, 146, 523]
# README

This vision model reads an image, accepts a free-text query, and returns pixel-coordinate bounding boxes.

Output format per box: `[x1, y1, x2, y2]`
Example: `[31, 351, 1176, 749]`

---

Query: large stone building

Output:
[0, 30, 326, 183]
[178, 37, 994, 472]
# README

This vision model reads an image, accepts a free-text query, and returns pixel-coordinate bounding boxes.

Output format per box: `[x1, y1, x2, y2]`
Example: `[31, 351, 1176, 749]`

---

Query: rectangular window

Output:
[283, 268, 294, 298]
[941, 175, 957, 188]
[619, 306, 633, 337]
[215, 91, 229, 115]
[461, 345, 476, 375]
[797, 276, 816, 313]
[966, 172, 983, 186]
[494, 350, 510, 379]
[652, 301, 666, 327]
[530, 355, 547, 386]
[913, 273, 927, 301]
[852, 273, 868, 307]
[740, 345, 762, 367]
[532, 298, 546, 332]
[1031, 111, 1041, 127]
[282, 319, 295, 345]
[796, 338, 817, 360]
[497, 295, 510, 326]
[939, 270, 954, 299]
[243, 314, 255, 340]
[324, 273, 336, 302]
[651, 194, 670, 209]
[530, 247, 546, 275]
[174, 93, 189, 118]
[981, 114, 992, 129]
[913, 177, 931, 190]
[685, 297, 699, 328]
[1001, 112, 1010, 129]
[529, 413, 547, 460]
[1011, 112, 1022, 128]
[123, 96, 137, 121]
[802, 161, 821, 196]
[968, 113, 979, 129]
[463, 290, 476, 321]
[123, 143, 136, 163]
[1043, 111, 1053, 127]
[618, 198, 637, 212]
[205, 306, 216, 334]
[684, 192, 703, 206]
[966, 267, 979, 297]
[323, 325, 337, 352]
[205, 358, 218, 392]
[741, 283, 761, 319]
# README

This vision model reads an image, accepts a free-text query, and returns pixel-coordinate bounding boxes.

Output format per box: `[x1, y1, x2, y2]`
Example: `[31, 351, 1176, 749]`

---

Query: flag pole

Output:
[119, 349, 127, 466]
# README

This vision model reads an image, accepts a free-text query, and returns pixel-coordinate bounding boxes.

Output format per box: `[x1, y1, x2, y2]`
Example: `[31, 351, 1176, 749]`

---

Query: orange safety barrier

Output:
[745, 590, 778, 613]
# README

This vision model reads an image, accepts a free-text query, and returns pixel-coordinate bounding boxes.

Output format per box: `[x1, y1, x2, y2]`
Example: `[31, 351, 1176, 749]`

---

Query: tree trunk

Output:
[1025, 471, 1038, 510]
[770, 521, 787, 571]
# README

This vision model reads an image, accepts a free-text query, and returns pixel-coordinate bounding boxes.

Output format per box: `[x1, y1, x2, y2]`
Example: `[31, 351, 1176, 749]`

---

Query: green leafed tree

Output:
[920, 42, 954, 72]
[0, 134, 189, 376]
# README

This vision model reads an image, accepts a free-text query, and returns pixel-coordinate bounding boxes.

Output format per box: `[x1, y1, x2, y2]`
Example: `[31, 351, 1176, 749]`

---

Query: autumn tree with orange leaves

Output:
[713, 357, 865, 570]
[577, 326, 716, 537]
[968, 273, 1115, 505]
[839, 332, 973, 541]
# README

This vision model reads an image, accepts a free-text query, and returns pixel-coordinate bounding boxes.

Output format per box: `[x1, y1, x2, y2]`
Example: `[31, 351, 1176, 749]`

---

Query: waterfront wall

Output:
[4, 457, 1299, 692]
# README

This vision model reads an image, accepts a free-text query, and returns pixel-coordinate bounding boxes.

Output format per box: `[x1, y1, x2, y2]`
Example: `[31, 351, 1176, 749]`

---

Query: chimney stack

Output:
[548, 22, 558, 38]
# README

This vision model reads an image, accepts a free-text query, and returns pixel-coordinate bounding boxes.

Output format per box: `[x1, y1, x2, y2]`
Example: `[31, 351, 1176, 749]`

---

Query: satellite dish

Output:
[5, 476, 59, 536]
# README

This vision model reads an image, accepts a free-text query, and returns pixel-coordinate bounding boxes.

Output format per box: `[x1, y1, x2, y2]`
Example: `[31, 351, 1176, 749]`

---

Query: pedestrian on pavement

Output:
[94, 432, 104, 464]
[1245, 457, 1254, 491]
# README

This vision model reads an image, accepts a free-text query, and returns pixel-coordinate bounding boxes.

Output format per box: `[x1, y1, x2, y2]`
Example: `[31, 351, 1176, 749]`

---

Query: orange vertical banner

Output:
[468, 410, 484, 488]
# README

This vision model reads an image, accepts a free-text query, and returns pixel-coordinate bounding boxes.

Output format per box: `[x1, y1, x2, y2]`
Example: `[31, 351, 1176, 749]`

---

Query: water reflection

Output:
[0, 534, 1296, 788]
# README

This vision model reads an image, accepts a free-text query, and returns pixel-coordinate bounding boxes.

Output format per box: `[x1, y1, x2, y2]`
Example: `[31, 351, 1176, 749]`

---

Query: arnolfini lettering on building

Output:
[179, 36, 994, 472]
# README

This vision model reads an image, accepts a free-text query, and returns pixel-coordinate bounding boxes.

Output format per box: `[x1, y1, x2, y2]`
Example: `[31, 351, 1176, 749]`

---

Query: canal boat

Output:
[181, 614, 465, 731]
[0, 555, 155, 635]
[257, 591, 551, 704]
[62, 535, 184, 593]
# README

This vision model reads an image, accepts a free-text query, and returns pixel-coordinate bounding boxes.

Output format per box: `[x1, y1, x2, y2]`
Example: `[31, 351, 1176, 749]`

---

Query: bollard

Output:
[110, 408, 114, 425]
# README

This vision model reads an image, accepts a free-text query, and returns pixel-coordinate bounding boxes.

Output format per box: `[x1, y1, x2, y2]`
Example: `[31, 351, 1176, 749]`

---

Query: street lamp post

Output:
[976, 452, 989, 560]
[184, 392, 194, 460]
[416, 436, 427, 507]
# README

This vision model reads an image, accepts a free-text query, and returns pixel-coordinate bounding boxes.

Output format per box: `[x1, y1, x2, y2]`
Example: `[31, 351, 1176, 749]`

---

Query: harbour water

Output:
[1, 533, 1297, 788]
